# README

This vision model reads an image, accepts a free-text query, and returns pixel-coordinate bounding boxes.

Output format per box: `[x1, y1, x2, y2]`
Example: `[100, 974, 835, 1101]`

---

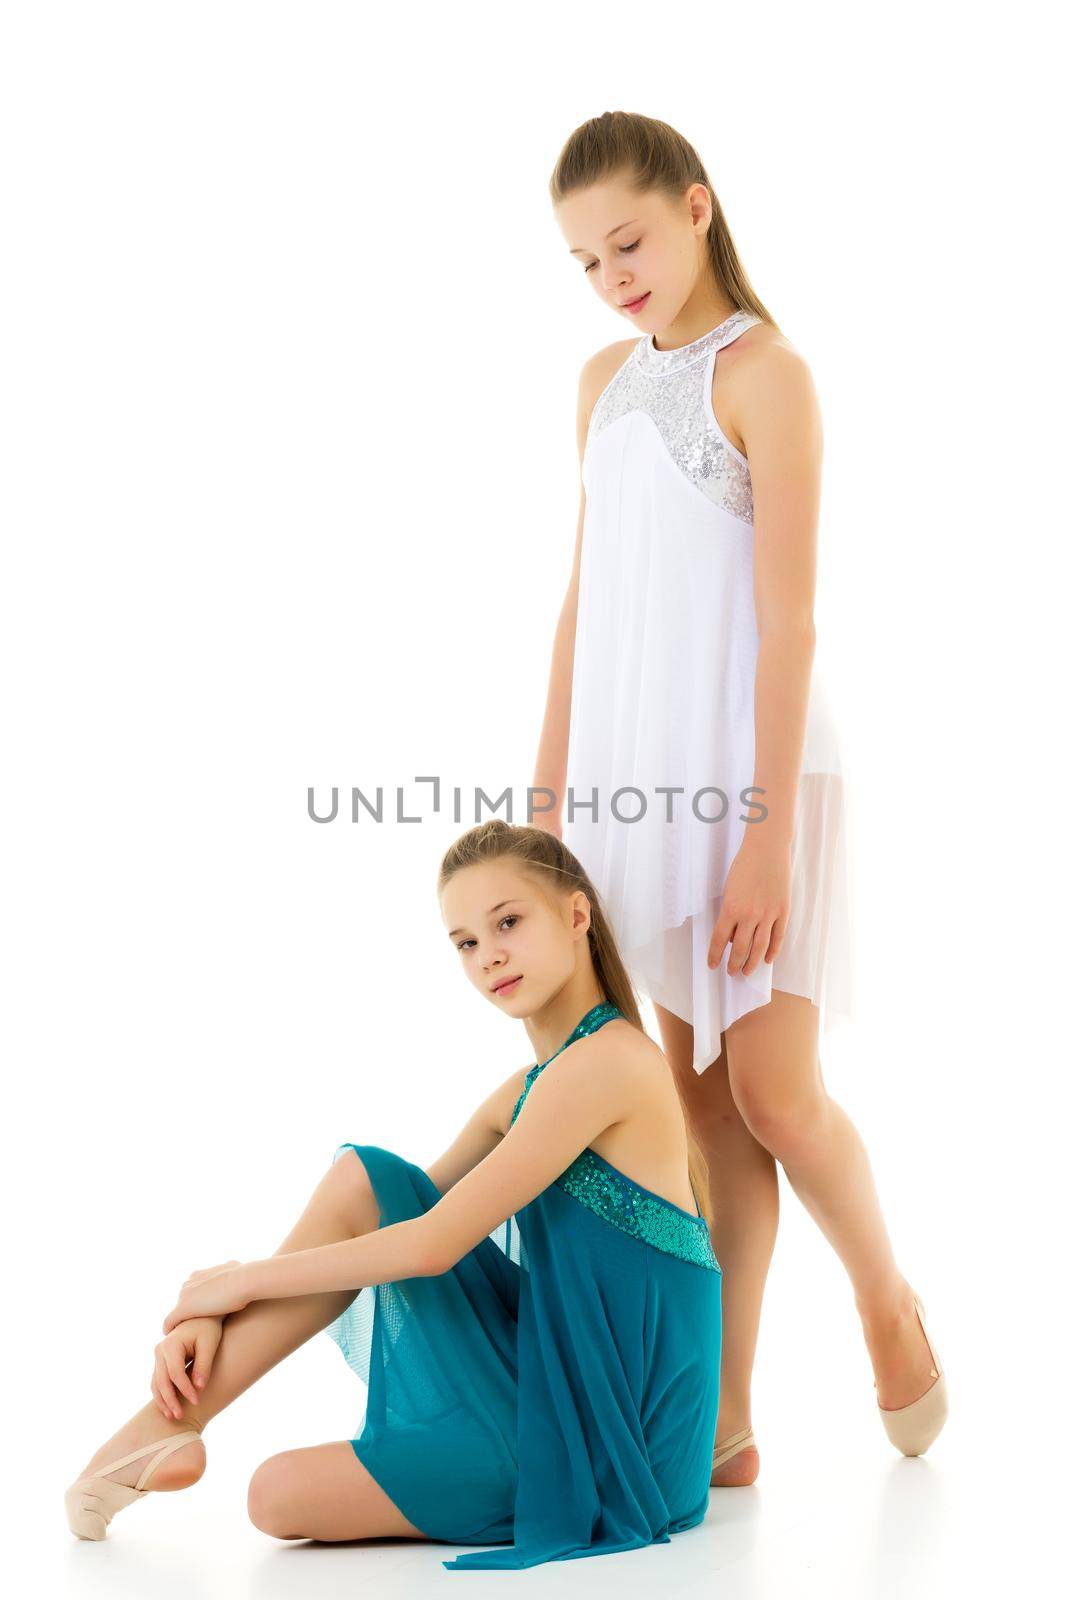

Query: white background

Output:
[4, 1, 1063, 1594]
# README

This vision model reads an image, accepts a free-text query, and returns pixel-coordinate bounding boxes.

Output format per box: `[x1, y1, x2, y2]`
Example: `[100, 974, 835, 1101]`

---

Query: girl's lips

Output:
[494, 976, 523, 996]
[623, 291, 650, 313]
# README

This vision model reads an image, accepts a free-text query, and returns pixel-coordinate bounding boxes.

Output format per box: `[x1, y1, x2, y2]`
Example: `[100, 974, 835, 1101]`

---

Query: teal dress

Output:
[323, 1001, 723, 1571]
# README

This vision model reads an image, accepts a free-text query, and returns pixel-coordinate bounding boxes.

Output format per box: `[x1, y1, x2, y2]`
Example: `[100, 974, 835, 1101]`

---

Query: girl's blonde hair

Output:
[438, 818, 714, 1227]
[549, 109, 780, 334]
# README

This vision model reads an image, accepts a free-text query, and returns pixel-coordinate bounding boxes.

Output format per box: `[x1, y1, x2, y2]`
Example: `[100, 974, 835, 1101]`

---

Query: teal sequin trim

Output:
[510, 1000, 720, 1272]
[556, 1147, 720, 1272]
[538, 1000, 622, 1071]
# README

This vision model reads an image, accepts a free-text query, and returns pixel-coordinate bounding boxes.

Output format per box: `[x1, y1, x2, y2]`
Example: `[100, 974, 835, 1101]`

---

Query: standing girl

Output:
[533, 111, 947, 1483]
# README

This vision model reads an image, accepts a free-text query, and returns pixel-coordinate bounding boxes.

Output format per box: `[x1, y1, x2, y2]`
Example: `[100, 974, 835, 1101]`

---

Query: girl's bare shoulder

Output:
[567, 1015, 676, 1101]
[724, 317, 813, 386]
[719, 321, 820, 449]
[494, 1015, 674, 1133]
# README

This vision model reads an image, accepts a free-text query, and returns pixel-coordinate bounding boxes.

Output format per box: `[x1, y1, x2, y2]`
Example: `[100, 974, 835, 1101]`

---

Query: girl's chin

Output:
[497, 990, 538, 1018]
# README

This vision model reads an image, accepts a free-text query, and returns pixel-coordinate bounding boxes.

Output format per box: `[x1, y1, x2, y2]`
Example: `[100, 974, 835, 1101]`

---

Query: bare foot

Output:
[860, 1278, 940, 1411]
[75, 1401, 206, 1493]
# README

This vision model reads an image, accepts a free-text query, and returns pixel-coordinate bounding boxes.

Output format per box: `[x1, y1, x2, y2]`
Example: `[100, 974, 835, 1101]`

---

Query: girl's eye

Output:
[583, 240, 640, 273]
[456, 913, 519, 953]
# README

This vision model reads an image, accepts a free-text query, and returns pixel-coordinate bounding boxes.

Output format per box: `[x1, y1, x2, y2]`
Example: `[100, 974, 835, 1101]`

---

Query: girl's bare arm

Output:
[244, 1035, 640, 1298]
[532, 343, 632, 833]
[531, 376, 587, 832]
[731, 336, 822, 849]
[423, 1065, 530, 1194]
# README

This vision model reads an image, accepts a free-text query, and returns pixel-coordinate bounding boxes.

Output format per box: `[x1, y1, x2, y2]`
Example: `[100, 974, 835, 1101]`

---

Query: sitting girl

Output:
[65, 819, 722, 1571]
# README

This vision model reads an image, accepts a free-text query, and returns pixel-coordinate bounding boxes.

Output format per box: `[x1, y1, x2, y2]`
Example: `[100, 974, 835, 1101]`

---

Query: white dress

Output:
[562, 309, 855, 1074]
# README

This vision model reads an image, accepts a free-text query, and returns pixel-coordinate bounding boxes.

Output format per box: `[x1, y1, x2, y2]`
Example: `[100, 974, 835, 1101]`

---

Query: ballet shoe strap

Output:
[83, 1428, 204, 1493]
[912, 1296, 942, 1378]
[872, 1296, 943, 1394]
[713, 1425, 755, 1465]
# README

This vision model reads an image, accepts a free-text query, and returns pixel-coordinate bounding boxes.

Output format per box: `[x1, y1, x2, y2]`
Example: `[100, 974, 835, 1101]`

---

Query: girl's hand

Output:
[707, 836, 792, 975]
[162, 1260, 252, 1333]
[151, 1316, 224, 1420]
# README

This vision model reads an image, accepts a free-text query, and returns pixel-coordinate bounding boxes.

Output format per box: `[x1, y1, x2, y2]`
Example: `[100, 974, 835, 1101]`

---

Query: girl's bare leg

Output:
[724, 990, 940, 1409]
[74, 1150, 379, 1496]
[654, 1002, 777, 1487]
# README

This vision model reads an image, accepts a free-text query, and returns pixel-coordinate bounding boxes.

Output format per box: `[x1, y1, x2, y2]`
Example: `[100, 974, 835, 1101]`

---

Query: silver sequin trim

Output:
[586, 309, 761, 523]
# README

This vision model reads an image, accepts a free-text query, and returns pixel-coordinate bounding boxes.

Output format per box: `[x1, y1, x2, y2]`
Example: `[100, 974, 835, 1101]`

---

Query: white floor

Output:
[48, 1408, 1029, 1600]
[42, 1178, 1049, 1600]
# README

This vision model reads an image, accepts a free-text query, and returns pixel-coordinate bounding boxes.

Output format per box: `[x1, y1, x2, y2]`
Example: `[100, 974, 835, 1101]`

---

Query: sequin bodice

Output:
[511, 1001, 720, 1272]
[584, 307, 761, 523]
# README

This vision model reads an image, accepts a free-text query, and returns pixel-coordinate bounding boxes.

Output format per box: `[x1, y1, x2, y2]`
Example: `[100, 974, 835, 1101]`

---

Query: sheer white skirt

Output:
[610, 770, 857, 1074]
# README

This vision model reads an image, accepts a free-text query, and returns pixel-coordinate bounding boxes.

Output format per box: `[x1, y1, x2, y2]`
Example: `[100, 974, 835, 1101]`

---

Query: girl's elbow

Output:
[417, 1227, 456, 1278]
[757, 614, 816, 645]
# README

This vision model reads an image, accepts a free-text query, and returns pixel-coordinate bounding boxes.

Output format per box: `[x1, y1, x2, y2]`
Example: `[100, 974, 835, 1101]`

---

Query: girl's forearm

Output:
[244, 1215, 435, 1303]
[532, 591, 578, 818]
[748, 623, 815, 848]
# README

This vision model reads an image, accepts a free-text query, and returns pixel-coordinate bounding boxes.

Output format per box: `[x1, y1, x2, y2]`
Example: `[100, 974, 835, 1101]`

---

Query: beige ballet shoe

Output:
[875, 1294, 948, 1456]
[711, 1425, 756, 1474]
[65, 1417, 204, 1540]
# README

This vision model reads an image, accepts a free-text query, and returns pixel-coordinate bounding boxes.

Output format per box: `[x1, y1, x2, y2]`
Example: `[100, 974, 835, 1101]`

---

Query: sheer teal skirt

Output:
[324, 1142, 721, 1571]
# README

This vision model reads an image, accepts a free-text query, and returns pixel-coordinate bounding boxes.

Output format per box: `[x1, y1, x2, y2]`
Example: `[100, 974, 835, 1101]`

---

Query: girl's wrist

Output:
[240, 1260, 272, 1305]
[741, 819, 794, 854]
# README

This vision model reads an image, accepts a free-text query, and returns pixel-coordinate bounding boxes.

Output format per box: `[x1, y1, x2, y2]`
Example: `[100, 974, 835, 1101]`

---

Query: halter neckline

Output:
[534, 1000, 621, 1072]
[634, 307, 757, 376]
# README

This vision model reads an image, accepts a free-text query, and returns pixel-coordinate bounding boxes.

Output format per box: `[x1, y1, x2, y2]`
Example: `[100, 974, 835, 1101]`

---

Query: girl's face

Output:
[554, 174, 712, 334]
[442, 859, 588, 1015]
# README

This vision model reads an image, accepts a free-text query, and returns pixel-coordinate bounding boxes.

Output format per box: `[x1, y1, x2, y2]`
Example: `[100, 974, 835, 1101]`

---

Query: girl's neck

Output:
[651, 299, 740, 353]
[526, 990, 611, 1069]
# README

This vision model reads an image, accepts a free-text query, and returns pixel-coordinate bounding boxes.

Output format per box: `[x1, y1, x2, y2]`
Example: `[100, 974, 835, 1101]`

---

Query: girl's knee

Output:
[325, 1148, 380, 1234]
[247, 1452, 303, 1537]
[732, 1079, 826, 1158]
